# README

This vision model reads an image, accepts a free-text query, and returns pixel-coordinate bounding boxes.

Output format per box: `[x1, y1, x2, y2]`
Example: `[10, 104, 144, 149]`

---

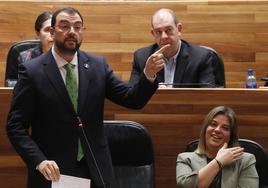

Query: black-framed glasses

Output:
[55, 23, 84, 33]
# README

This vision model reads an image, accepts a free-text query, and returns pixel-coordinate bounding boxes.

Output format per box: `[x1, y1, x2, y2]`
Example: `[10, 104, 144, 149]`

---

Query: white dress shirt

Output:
[51, 45, 79, 88]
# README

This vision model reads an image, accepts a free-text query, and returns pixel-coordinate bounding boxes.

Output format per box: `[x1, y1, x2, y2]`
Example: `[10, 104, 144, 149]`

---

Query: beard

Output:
[54, 37, 81, 55]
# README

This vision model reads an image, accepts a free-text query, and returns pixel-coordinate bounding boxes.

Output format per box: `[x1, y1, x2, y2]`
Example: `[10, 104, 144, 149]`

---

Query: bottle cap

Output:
[248, 69, 253, 75]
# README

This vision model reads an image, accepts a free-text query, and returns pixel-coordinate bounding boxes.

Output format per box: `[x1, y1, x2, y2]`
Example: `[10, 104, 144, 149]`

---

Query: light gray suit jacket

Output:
[176, 152, 259, 188]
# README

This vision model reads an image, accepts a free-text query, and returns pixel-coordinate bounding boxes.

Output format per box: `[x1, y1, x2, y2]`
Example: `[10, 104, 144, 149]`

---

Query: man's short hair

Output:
[51, 7, 83, 27]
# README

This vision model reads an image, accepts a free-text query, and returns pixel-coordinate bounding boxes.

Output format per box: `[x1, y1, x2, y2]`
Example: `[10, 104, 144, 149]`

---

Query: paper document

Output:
[52, 174, 91, 188]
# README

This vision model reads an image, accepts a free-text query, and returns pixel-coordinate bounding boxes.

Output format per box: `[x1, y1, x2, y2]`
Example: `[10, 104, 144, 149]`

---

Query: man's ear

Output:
[151, 28, 155, 37]
[177, 23, 182, 32]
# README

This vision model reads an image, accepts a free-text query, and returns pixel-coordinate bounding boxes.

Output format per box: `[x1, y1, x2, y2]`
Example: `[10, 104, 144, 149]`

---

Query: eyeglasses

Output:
[55, 23, 84, 33]
[153, 27, 175, 37]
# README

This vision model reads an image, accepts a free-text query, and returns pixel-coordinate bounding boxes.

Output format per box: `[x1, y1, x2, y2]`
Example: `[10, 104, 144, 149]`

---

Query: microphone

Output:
[261, 77, 268, 81]
[76, 116, 107, 188]
[159, 82, 218, 88]
[261, 77, 268, 86]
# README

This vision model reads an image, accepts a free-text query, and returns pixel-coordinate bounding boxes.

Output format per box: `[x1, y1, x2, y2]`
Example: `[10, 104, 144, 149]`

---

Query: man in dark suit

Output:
[6, 7, 168, 188]
[129, 8, 217, 88]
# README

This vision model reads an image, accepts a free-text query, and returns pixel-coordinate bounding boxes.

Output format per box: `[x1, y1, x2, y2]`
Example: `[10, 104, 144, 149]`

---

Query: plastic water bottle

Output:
[245, 69, 257, 88]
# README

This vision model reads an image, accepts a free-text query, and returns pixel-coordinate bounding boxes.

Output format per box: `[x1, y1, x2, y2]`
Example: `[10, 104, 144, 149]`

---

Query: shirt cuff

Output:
[143, 69, 156, 83]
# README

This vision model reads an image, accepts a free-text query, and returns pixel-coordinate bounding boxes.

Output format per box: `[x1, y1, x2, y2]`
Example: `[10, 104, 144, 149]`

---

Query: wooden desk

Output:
[1, 87, 268, 188]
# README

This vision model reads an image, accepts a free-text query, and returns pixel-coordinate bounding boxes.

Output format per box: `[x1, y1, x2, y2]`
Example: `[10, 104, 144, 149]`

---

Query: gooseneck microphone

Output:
[77, 116, 106, 188]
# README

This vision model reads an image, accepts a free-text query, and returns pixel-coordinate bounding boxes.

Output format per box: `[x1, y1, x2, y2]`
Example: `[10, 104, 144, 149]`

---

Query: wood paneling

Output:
[1, 87, 268, 188]
[0, 1, 268, 87]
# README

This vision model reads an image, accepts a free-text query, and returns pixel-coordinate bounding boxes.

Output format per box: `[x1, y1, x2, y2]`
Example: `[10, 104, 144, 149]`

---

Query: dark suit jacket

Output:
[6, 50, 158, 188]
[129, 40, 216, 88]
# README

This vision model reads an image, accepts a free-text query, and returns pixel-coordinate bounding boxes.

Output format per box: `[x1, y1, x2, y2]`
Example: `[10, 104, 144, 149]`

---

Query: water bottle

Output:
[245, 69, 257, 88]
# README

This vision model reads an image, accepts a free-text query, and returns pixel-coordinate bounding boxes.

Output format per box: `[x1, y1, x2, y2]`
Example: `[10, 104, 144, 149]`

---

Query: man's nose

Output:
[69, 26, 76, 33]
[161, 31, 168, 38]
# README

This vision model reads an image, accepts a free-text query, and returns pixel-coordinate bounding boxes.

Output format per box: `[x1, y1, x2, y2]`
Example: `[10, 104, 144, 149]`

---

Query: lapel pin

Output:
[84, 63, 89, 69]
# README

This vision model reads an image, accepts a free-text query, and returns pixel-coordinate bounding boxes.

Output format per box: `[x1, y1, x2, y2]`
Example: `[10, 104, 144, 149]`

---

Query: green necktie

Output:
[64, 63, 84, 161]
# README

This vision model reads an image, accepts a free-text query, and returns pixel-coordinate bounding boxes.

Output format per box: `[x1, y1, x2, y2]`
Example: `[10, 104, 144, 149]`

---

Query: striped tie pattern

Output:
[64, 63, 84, 161]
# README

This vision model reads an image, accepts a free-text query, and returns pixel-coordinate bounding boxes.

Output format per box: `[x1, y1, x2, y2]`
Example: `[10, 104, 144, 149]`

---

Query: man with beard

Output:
[129, 8, 218, 88]
[6, 7, 169, 188]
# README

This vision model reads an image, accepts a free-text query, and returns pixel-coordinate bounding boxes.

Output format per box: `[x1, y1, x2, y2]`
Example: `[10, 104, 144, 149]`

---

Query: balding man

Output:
[129, 8, 217, 88]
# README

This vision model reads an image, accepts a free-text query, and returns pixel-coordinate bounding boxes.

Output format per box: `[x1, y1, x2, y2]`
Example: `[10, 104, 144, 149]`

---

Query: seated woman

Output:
[176, 106, 259, 188]
[6, 11, 53, 82]
[18, 11, 53, 64]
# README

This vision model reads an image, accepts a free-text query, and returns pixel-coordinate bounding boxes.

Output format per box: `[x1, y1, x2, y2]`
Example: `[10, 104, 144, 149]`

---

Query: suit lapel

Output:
[43, 51, 76, 114]
[173, 41, 189, 84]
[221, 164, 236, 186]
[154, 42, 190, 84]
[196, 154, 207, 168]
[77, 51, 94, 114]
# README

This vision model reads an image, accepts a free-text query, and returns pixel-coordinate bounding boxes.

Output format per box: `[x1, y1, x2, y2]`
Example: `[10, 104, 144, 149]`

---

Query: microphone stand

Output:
[77, 116, 107, 188]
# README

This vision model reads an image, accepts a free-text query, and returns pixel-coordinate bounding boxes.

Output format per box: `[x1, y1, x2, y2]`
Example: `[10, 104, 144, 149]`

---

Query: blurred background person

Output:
[176, 106, 258, 187]
[5, 11, 53, 81]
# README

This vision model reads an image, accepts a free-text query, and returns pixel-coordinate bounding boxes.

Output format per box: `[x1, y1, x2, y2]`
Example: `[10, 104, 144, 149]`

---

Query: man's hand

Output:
[215, 143, 244, 167]
[144, 44, 170, 78]
[37, 160, 60, 181]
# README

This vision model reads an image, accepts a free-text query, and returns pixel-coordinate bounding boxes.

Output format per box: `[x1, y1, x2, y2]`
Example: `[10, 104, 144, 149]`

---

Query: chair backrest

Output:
[261, 76, 268, 86]
[200, 46, 226, 88]
[104, 120, 154, 188]
[185, 138, 268, 187]
[5, 39, 40, 86]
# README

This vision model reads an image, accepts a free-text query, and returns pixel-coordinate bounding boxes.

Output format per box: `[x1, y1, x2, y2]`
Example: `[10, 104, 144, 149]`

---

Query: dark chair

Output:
[200, 46, 226, 88]
[185, 138, 268, 188]
[5, 39, 40, 86]
[104, 120, 154, 188]
[261, 76, 268, 87]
